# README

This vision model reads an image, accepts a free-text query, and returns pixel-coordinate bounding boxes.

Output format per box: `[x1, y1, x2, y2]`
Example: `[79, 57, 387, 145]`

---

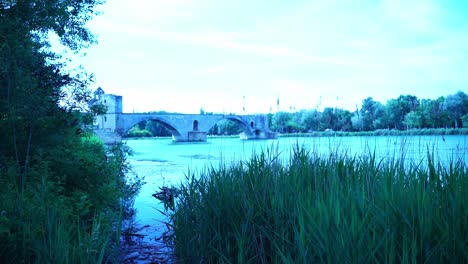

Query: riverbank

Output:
[122, 128, 468, 140]
[279, 128, 468, 137]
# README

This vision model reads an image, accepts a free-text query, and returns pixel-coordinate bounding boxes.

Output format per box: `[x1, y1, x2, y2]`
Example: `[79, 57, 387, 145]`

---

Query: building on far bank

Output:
[88, 87, 122, 130]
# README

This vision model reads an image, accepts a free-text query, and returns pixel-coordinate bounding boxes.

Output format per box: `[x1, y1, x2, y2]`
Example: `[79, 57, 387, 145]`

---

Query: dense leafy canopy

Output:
[1, 0, 141, 262]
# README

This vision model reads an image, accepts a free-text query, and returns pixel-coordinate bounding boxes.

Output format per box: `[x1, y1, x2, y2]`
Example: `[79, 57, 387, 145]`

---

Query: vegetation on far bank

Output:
[1, 1, 142, 262]
[279, 128, 468, 138]
[125, 126, 468, 139]
[268, 92, 468, 134]
[166, 146, 467, 263]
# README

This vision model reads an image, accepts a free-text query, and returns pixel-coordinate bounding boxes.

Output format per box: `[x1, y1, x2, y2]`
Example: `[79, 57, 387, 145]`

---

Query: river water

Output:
[125, 135, 466, 245]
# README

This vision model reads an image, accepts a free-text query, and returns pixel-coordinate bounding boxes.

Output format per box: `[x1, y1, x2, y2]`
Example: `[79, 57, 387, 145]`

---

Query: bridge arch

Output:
[227, 116, 254, 136]
[207, 116, 255, 137]
[122, 115, 183, 140]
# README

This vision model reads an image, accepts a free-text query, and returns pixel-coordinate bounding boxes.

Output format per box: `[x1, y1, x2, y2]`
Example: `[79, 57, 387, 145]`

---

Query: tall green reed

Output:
[171, 144, 467, 263]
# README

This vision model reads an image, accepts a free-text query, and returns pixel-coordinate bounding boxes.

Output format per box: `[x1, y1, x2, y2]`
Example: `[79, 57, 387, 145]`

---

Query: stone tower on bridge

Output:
[91, 89, 277, 142]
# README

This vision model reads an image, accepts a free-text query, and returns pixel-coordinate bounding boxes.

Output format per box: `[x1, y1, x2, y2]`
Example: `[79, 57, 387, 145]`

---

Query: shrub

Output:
[126, 128, 153, 138]
[0, 133, 142, 263]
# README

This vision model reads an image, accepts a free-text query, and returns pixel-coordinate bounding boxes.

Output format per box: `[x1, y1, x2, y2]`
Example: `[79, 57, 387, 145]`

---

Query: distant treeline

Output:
[268, 91, 468, 133]
[126, 91, 468, 137]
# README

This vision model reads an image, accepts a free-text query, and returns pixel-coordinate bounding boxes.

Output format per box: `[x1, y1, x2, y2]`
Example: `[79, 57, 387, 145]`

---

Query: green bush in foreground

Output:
[0, 134, 142, 263]
[172, 147, 467, 263]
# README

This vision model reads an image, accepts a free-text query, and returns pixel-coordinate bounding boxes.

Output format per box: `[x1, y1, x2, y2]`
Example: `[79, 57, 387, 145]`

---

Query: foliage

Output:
[170, 146, 468, 263]
[360, 97, 380, 130]
[126, 126, 153, 138]
[0, 0, 143, 262]
[268, 91, 468, 133]
[145, 120, 172, 136]
[403, 111, 422, 129]
[444, 91, 468, 128]
[462, 114, 468, 128]
[208, 119, 244, 135]
[301, 110, 321, 131]
[125, 120, 174, 138]
[419, 97, 447, 128]
[271, 111, 293, 132]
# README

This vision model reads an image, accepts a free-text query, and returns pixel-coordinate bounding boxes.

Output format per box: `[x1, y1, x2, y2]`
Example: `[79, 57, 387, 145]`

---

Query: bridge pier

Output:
[173, 130, 278, 142]
[188, 131, 207, 142]
[172, 131, 207, 142]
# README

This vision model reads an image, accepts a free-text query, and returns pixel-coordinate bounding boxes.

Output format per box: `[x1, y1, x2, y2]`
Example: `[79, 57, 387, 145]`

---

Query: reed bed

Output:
[170, 146, 467, 263]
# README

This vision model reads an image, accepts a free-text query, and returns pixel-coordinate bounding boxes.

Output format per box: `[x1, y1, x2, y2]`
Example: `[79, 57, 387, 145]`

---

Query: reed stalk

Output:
[171, 145, 467, 263]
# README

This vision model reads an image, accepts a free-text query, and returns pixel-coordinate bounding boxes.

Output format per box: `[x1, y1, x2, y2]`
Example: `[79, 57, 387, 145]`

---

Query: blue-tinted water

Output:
[126, 135, 467, 240]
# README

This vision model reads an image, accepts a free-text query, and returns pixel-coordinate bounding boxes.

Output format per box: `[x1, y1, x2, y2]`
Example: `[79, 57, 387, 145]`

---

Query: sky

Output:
[63, 0, 468, 114]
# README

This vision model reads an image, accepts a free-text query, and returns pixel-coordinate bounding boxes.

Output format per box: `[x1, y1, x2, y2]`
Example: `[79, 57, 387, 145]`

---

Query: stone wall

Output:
[93, 129, 122, 145]
[188, 131, 207, 142]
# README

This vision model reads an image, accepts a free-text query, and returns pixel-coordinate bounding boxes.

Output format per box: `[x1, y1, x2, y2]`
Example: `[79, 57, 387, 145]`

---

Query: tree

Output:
[211, 119, 243, 135]
[301, 110, 321, 132]
[320, 107, 336, 131]
[0, 1, 142, 262]
[403, 111, 422, 129]
[351, 112, 363, 131]
[146, 120, 172, 136]
[417, 97, 448, 128]
[1, 0, 104, 164]
[289, 110, 305, 132]
[372, 103, 389, 129]
[208, 123, 219, 135]
[419, 99, 435, 128]
[462, 114, 468, 128]
[443, 91, 468, 128]
[334, 109, 353, 131]
[272, 111, 293, 133]
[386, 95, 419, 130]
[360, 97, 378, 131]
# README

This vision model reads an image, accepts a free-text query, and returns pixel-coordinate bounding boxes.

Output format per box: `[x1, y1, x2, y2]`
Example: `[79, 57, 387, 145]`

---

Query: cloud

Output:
[80, 0, 468, 114]
[92, 0, 196, 27]
[380, 0, 442, 34]
[93, 19, 370, 70]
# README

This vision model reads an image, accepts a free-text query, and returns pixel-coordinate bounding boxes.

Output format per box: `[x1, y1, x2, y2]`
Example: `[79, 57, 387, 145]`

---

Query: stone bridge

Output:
[91, 88, 277, 142]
